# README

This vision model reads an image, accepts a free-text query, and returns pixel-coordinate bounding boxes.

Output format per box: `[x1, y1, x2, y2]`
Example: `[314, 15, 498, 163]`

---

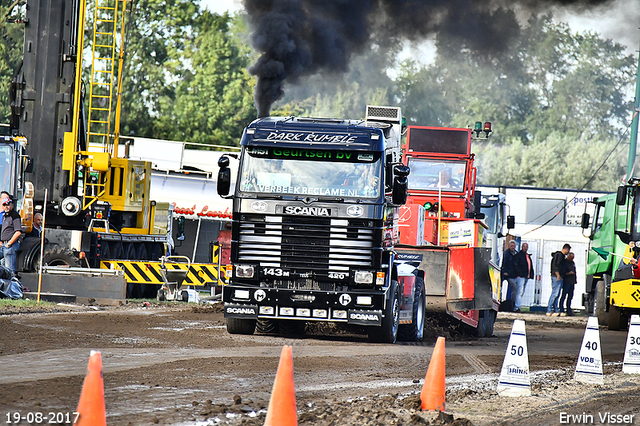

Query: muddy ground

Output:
[1, 302, 638, 425]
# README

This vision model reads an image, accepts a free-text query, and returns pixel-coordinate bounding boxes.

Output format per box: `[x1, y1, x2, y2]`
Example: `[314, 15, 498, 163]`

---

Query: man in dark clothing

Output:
[502, 240, 520, 311]
[26, 212, 43, 238]
[514, 242, 534, 312]
[547, 243, 571, 316]
[559, 252, 576, 316]
[0, 196, 22, 275]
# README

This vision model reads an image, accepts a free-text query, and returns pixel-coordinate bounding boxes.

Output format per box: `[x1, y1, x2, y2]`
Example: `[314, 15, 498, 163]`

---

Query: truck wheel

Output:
[256, 319, 279, 334]
[473, 311, 488, 338]
[584, 293, 594, 315]
[39, 246, 82, 271]
[398, 277, 426, 342]
[279, 320, 306, 336]
[226, 318, 256, 335]
[594, 280, 608, 326]
[608, 305, 627, 331]
[485, 309, 497, 337]
[369, 282, 400, 344]
[157, 289, 166, 301]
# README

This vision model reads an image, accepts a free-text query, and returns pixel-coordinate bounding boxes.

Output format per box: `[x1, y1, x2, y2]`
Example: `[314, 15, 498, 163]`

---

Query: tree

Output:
[156, 12, 256, 146]
[117, 0, 201, 138]
[395, 14, 635, 190]
[0, 0, 26, 123]
[475, 133, 626, 190]
[521, 15, 635, 142]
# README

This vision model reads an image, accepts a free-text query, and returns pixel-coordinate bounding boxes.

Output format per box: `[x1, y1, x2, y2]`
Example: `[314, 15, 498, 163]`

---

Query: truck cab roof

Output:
[241, 116, 389, 151]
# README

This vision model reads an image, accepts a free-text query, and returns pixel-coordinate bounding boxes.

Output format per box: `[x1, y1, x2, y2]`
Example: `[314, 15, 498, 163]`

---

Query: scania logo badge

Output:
[284, 206, 330, 216]
[251, 201, 268, 212]
[346, 205, 364, 217]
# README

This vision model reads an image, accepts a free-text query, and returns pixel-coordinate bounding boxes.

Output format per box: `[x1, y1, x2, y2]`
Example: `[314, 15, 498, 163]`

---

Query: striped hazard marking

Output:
[101, 261, 221, 287]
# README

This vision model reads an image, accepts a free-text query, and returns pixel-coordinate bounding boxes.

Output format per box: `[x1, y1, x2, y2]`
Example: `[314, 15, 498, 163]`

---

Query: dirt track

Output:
[1, 303, 638, 425]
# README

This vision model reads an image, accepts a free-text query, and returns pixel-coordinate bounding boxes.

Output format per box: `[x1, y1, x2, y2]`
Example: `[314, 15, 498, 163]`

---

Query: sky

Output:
[202, 0, 639, 57]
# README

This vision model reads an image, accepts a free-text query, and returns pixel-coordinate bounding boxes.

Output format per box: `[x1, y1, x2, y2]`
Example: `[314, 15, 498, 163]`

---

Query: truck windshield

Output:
[480, 199, 501, 234]
[238, 147, 382, 198]
[480, 202, 498, 234]
[0, 144, 14, 193]
[634, 193, 640, 238]
[407, 159, 466, 192]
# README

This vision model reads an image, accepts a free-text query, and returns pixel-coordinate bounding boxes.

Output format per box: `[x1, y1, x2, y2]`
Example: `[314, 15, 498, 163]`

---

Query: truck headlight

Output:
[354, 270, 374, 284]
[235, 264, 255, 278]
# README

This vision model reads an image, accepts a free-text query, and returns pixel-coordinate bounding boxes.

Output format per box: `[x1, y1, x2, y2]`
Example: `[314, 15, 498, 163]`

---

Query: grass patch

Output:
[0, 298, 57, 308]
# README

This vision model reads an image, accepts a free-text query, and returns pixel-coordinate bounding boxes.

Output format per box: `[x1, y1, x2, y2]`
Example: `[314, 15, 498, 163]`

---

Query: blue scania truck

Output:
[217, 106, 419, 343]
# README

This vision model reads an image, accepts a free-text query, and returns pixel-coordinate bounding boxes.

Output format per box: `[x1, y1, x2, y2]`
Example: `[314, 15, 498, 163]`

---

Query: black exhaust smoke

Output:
[243, 0, 615, 118]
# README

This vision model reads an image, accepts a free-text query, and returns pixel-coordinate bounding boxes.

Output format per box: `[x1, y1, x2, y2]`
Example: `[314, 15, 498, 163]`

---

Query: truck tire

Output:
[594, 280, 608, 326]
[256, 319, 279, 334]
[473, 311, 488, 338]
[226, 318, 256, 335]
[40, 246, 82, 270]
[279, 320, 306, 336]
[398, 277, 425, 342]
[485, 309, 497, 337]
[608, 305, 627, 331]
[369, 282, 400, 344]
[157, 289, 166, 301]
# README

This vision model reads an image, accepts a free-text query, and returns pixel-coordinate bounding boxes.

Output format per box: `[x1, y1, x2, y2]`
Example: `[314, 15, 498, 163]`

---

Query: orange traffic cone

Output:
[264, 345, 297, 426]
[421, 336, 445, 411]
[75, 350, 106, 426]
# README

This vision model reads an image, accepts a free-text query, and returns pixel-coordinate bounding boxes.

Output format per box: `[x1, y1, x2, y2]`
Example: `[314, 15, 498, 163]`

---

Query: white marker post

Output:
[497, 319, 531, 396]
[574, 316, 604, 384]
[623, 315, 640, 374]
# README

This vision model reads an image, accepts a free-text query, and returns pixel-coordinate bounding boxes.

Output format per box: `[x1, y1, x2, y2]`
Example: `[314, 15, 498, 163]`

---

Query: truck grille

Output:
[237, 214, 376, 272]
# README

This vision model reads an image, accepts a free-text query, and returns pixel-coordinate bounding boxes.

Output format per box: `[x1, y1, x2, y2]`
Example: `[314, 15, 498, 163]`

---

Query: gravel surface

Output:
[1, 302, 638, 425]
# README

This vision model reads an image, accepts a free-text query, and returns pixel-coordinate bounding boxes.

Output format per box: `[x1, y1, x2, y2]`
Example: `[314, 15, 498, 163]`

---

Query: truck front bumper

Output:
[222, 285, 386, 326]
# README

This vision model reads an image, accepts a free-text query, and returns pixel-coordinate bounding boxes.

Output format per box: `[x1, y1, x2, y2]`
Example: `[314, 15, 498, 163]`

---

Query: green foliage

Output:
[395, 15, 635, 191]
[117, 0, 202, 138]
[476, 133, 626, 190]
[0, 0, 26, 122]
[156, 12, 256, 147]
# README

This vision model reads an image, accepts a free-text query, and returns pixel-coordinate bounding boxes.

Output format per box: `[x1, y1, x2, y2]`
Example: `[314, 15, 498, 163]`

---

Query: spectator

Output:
[0, 196, 22, 275]
[514, 242, 534, 313]
[559, 252, 577, 316]
[27, 212, 43, 238]
[502, 240, 519, 311]
[547, 243, 571, 316]
[0, 191, 9, 224]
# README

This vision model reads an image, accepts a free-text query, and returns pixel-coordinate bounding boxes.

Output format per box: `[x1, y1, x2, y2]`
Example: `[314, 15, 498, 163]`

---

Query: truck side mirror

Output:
[616, 186, 627, 205]
[393, 164, 410, 178]
[507, 215, 515, 230]
[473, 190, 484, 219]
[24, 156, 33, 173]
[580, 213, 590, 229]
[217, 156, 231, 196]
[392, 164, 409, 205]
[392, 177, 407, 205]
